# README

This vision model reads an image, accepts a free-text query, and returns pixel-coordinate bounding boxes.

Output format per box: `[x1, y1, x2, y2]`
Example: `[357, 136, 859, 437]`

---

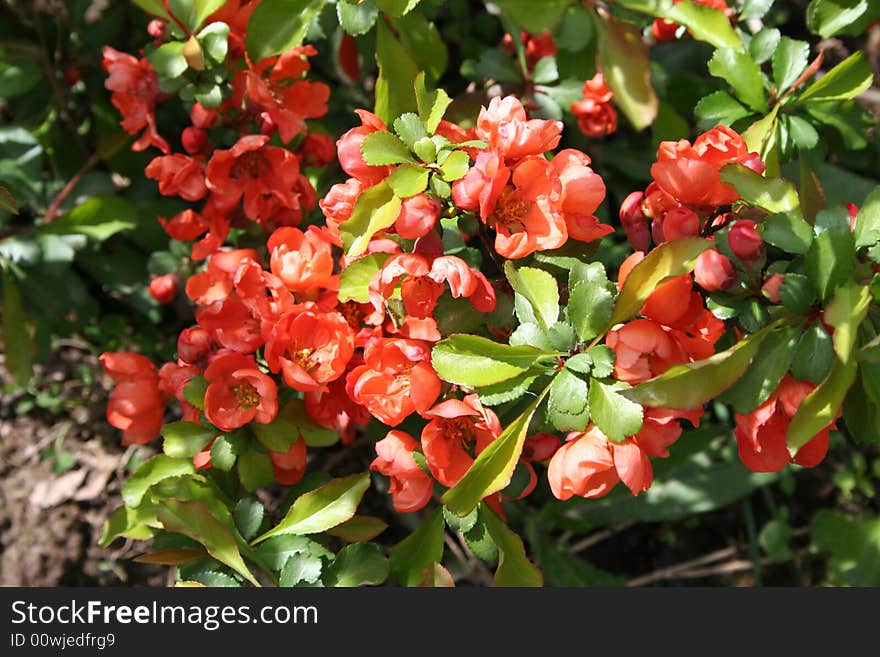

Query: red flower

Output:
[420, 394, 501, 487]
[304, 377, 371, 445]
[571, 73, 618, 138]
[695, 248, 737, 291]
[205, 134, 315, 227]
[100, 352, 165, 445]
[319, 178, 364, 238]
[299, 133, 336, 168]
[244, 46, 330, 144]
[268, 226, 337, 296]
[371, 431, 434, 513]
[145, 154, 207, 201]
[346, 338, 442, 426]
[547, 427, 619, 500]
[475, 95, 562, 163]
[606, 319, 689, 384]
[102, 47, 169, 154]
[394, 194, 441, 240]
[734, 375, 834, 472]
[269, 437, 307, 485]
[203, 352, 278, 431]
[177, 326, 214, 365]
[264, 309, 355, 392]
[651, 126, 764, 207]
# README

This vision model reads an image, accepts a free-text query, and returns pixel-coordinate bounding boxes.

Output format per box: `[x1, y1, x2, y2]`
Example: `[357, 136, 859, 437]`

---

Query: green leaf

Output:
[588, 345, 615, 379]
[162, 421, 215, 459]
[779, 273, 816, 314]
[0, 56, 41, 99]
[761, 212, 813, 254]
[719, 325, 799, 414]
[749, 27, 781, 64]
[477, 370, 539, 406]
[694, 91, 752, 131]
[439, 150, 470, 182]
[375, 20, 419, 124]
[393, 11, 448, 84]
[339, 181, 403, 257]
[360, 131, 415, 166]
[665, 0, 743, 50]
[772, 37, 810, 94]
[245, 0, 327, 63]
[157, 499, 259, 586]
[391, 508, 445, 586]
[237, 448, 274, 492]
[386, 164, 429, 198]
[811, 510, 880, 586]
[589, 380, 644, 442]
[532, 532, 624, 586]
[805, 208, 856, 301]
[787, 114, 819, 150]
[825, 281, 872, 364]
[532, 56, 559, 85]
[0, 185, 18, 215]
[414, 72, 452, 133]
[326, 515, 388, 543]
[148, 41, 188, 79]
[567, 262, 615, 342]
[1, 270, 32, 387]
[133, 0, 172, 19]
[337, 0, 378, 36]
[168, 0, 226, 31]
[609, 237, 710, 326]
[255, 534, 332, 571]
[122, 455, 196, 508]
[624, 327, 770, 410]
[708, 47, 767, 113]
[431, 334, 557, 388]
[719, 164, 801, 216]
[280, 552, 324, 586]
[597, 14, 658, 131]
[791, 322, 835, 385]
[337, 253, 391, 304]
[374, 0, 421, 16]
[99, 504, 157, 546]
[504, 261, 559, 331]
[443, 505, 479, 533]
[40, 196, 137, 241]
[392, 113, 428, 149]
[233, 498, 265, 540]
[742, 105, 780, 154]
[442, 388, 549, 516]
[807, 0, 871, 38]
[480, 505, 543, 587]
[209, 434, 238, 472]
[463, 516, 497, 562]
[786, 358, 857, 454]
[494, 0, 569, 32]
[184, 375, 208, 410]
[798, 52, 873, 104]
[324, 543, 389, 587]
[854, 185, 880, 248]
[254, 473, 370, 542]
[547, 369, 590, 432]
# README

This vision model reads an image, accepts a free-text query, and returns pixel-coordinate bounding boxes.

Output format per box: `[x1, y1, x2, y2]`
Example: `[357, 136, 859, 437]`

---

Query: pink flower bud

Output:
[620, 191, 651, 251]
[181, 126, 207, 155]
[661, 207, 700, 241]
[148, 273, 179, 305]
[694, 248, 737, 291]
[728, 219, 763, 262]
[394, 194, 440, 240]
[177, 326, 213, 364]
[762, 273, 784, 303]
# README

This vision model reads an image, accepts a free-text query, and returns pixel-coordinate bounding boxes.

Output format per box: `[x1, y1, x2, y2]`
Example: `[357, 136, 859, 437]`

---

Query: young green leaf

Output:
[337, 253, 392, 304]
[390, 508, 445, 586]
[797, 52, 873, 103]
[625, 327, 770, 410]
[708, 47, 767, 113]
[339, 181, 403, 257]
[360, 131, 415, 166]
[245, 0, 327, 63]
[121, 455, 196, 508]
[694, 91, 752, 131]
[547, 368, 590, 432]
[414, 72, 452, 133]
[157, 499, 259, 586]
[665, 0, 743, 50]
[772, 37, 810, 94]
[825, 281, 872, 364]
[432, 334, 558, 387]
[589, 379, 644, 442]
[719, 164, 801, 216]
[504, 261, 559, 331]
[480, 504, 543, 587]
[787, 358, 857, 455]
[161, 421, 215, 459]
[337, 0, 379, 36]
[385, 164, 430, 198]
[254, 473, 370, 543]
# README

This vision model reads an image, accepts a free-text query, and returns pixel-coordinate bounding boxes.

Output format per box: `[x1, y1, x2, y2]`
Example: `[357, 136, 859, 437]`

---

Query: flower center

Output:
[340, 300, 365, 330]
[232, 151, 269, 180]
[290, 347, 317, 371]
[493, 196, 528, 232]
[232, 382, 261, 408]
[446, 417, 476, 456]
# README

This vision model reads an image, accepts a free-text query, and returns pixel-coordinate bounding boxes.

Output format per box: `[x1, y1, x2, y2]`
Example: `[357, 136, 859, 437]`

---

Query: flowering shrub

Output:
[5, 0, 880, 587]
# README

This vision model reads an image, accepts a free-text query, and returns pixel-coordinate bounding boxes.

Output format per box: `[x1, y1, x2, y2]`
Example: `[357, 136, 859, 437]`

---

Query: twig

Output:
[569, 523, 632, 554]
[627, 546, 738, 587]
[44, 152, 100, 222]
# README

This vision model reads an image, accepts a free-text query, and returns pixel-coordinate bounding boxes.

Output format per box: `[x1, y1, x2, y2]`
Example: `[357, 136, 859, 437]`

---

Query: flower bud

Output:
[177, 326, 213, 364]
[620, 191, 651, 251]
[661, 206, 700, 241]
[694, 249, 737, 292]
[728, 219, 763, 262]
[181, 126, 208, 154]
[395, 194, 440, 240]
[761, 273, 784, 303]
[149, 273, 179, 305]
